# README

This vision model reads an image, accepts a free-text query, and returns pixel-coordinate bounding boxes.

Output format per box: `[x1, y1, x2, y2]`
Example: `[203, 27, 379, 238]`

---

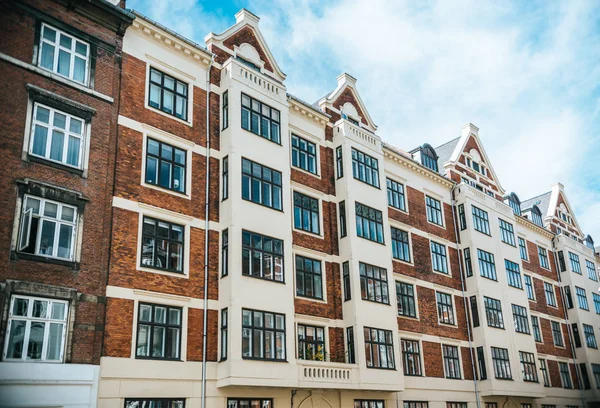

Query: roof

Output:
[434, 137, 461, 175]
[287, 93, 328, 116]
[521, 191, 552, 215]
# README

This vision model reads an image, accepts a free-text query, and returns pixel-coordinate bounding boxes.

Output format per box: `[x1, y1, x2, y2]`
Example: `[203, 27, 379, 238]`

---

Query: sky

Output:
[129, 0, 600, 241]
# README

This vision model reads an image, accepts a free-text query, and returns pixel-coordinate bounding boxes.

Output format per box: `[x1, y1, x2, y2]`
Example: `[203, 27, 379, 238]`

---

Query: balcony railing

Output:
[297, 360, 356, 388]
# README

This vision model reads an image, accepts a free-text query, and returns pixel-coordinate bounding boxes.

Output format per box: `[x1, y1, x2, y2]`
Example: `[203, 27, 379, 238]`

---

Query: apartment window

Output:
[565, 286, 574, 309]
[477, 346, 487, 380]
[421, 148, 438, 172]
[355, 202, 384, 243]
[499, 219, 516, 246]
[464, 248, 473, 277]
[519, 351, 538, 382]
[220, 308, 228, 361]
[295, 255, 323, 299]
[559, 362, 572, 388]
[391, 228, 411, 262]
[241, 158, 282, 210]
[242, 230, 284, 283]
[141, 217, 184, 273]
[458, 204, 467, 230]
[359, 262, 389, 304]
[293, 192, 320, 234]
[297, 324, 325, 361]
[3, 295, 68, 361]
[430, 241, 449, 274]
[145, 138, 186, 193]
[524, 275, 534, 300]
[18, 195, 77, 261]
[241, 93, 280, 143]
[505, 259, 522, 289]
[387, 179, 406, 211]
[396, 282, 416, 318]
[227, 399, 272, 408]
[518, 237, 528, 260]
[136, 303, 182, 360]
[447, 404, 467, 408]
[222, 156, 229, 200]
[443, 345, 461, 379]
[531, 316, 542, 342]
[291, 135, 317, 174]
[581, 363, 591, 389]
[241, 308, 285, 360]
[540, 359, 550, 386]
[221, 229, 228, 277]
[355, 401, 384, 408]
[470, 296, 480, 327]
[569, 252, 582, 274]
[587, 260, 598, 281]
[531, 206, 544, 226]
[351, 148, 380, 187]
[343, 262, 351, 301]
[491, 347, 512, 379]
[572, 323, 582, 348]
[558, 251, 568, 273]
[336, 146, 343, 178]
[477, 249, 496, 280]
[583, 324, 598, 348]
[401, 339, 422, 376]
[484, 297, 504, 329]
[339, 201, 347, 238]
[593, 293, 600, 314]
[125, 399, 184, 408]
[551, 321, 564, 347]
[148, 68, 188, 120]
[346, 327, 355, 364]
[512, 304, 530, 334]
[544, 282, 557, 307]
[437, 292, 455, 325]
[405, 402, 428, 408]
[426, 196, 443, 226]
[538, 247, 550, 269]
[221, 91, 228, 129]
[576, 287, 589, 310]
[592, 364, 600, 388]
[38, 23, 89, 84]
[472, 206, 490, 235]
[364, 327, 395, 369]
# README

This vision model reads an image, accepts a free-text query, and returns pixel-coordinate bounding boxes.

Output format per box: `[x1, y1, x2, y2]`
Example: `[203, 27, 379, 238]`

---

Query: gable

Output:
[333, 88, 367, 125]
[546, 183, 584, 238]
[222, 26, 274, 73]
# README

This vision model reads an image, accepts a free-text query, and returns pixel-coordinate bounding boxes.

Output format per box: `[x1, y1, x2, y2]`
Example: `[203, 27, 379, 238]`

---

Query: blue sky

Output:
[129, 0, 600, 240]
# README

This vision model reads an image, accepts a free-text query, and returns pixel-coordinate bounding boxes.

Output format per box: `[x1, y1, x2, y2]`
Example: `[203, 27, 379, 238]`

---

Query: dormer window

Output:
[585, 235, 594, 250]
[419, 144, 438, 172]
[506, 193, 521, 216]
[531, 205, 543, 227]
[342, 112, 359, 126]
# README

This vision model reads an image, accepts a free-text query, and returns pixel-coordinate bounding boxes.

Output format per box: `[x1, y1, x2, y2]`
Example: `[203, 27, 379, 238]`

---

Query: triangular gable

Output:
[547, 183, 584, 237]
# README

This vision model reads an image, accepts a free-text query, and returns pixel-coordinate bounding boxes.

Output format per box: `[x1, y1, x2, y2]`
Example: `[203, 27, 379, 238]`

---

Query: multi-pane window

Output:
[557, 251, 567, 272]
[519, 351, 538, 382]
[241, 158, 282, 210]
[220, 308, 227, 360]
[587, 260, 598, 281]
[4, 295, 68, 361]
[291, 135, 317, 174]
[387, 179, 406, 211]
[391, 228, 411, 262]
[540, 359, 551, 386]
[352, 148, 380, 187]
[145, 138, 186, 193]
[551, 321, 564, 347]
[532, 316, 542, 342]
[538, 247, 550, 269]
[346, 327, 355, 364]
[524, 275, 535, 300]
[583, 324, 597, 349]
[297, 324, 325, 361]
[222, 156, 229, 200]
[295, 255, 323, 299]
[336, 146, 343, 178]
[396, 282, 416, 318]
[431, 241, 449, 274]
[18, 196, 77, 261]
[38, 24, 89, 83]
[426, 196, 443, 226]
[443, 345, 461, 379]
[569, 252, 581, 274]
[484, 297, 504, 329]
[593, 293, 600, 314]
[576, 287, 589, 310]
[343, 262, 351, 301]
[355, 401, 384, 408]
[518, 238, 528, 260]
[401, 339, 422, 376]
[141, 217, 184, 273]
[470, 296, 480, 327]
[148, 68, 188, 120]
[421, 150, 438, 172]
[364, 327, 395, 369]
[505, 260, 522, 289]
[437, 292, 455, 325]
[405, 402, 428, 408]
[447, 403, 467, 408]
[242, 230, 284, 282]
[293, 192, 320, 234]
[477, 249, 496, 280]
[221, 229, 228, 277]
[512, 304, 530, 334]
[593, 364, 600, 388]
[472, 206, 490, 235]
[464, 248, 473, 277]
[545, 282, 557, 307]
[339, 201, 347, 238]
[242, 309, 285, 360]
[559, 362, 572, 388]
[125, 399, 184, 408]
[491, 347, 512, 379]
[136, 303, 182, 360]
[355, 202, 384, 243]
[565, 286, 574, 309]
[221, 91, 228, 129]
[458, 204, 467, 230]
[241, 93, 280, 143]
[499, 219, 516, 246]
[227, 399, 272, 408]
[359, 262, 389, 304]
[477, 346, 487, 380]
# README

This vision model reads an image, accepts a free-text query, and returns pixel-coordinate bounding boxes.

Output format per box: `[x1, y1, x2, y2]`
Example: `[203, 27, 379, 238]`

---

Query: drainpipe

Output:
[201, 54, 215, 408]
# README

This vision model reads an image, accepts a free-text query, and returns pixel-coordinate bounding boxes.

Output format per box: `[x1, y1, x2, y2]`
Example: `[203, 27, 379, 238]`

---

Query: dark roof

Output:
[521, 191, 552, 216]
[434, 137, 461, 174]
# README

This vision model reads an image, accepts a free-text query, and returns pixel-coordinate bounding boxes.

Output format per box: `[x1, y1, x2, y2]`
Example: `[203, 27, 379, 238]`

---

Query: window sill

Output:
[145, 104, 192, 127]
[296, 294, 326, 303]
[27, 155, 85, 177]
[242, 273, 286, 285]
[11, 251, 79, 270]
[293, 227, 323, 239]
[137, 265, 188, 279]
[242, 357, 288, 363]
[142, 182, 190, 200]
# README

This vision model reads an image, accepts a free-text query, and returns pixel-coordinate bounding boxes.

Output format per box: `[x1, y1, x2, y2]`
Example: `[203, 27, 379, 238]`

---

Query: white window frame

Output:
[430, 239, 452, 276]
[144, 60, 194, 126]
[436, 290, 457, 326]
[38, 23, 90, 85]
[424, 194, 445, 228]
[291, 187, 324, 239]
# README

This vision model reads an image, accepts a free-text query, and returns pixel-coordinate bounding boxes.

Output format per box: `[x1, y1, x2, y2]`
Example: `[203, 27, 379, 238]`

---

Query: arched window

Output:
[506, 193, 521, 216]
[585, 235, 594, 250]
[531, 205, 543, 226]
[420, 143, 439, 172]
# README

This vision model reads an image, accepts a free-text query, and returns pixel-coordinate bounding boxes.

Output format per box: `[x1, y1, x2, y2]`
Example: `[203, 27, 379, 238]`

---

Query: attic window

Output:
[585, 235, 594, 250]
[506, 193, 521, 216]
[236, 56, 260, 72]
[531, 205, 543, 227]
[342, 112, 359, 126]
[420, 144, 438, 172]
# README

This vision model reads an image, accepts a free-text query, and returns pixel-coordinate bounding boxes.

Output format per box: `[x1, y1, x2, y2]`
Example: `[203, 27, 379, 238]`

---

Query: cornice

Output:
[288, 97, 329, 127]
[515, 214, 554, 239]
[383, 149, 454, 189]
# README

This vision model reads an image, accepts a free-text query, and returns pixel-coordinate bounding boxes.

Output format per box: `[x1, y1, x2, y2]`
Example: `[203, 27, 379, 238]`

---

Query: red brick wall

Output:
[294, 262, 342, 320]
[529, 278, 564, 319]
[548, 359, 562, 388]
[328, 327, 345, 363]
[422, 341, 444, 378]
[104, 298, 134, 357]
[187, 308, 218, 362]
[461, 347, 474, 380]
[535, 317, 572, 358]
[222, 26, 274, 73]
[292, 201, 338, 255]
[332, 88, 368, 127]
[522, 240, 558, 280]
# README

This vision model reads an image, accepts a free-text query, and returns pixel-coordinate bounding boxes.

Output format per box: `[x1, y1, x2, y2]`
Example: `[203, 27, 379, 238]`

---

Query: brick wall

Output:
[422, 341, 444, 378]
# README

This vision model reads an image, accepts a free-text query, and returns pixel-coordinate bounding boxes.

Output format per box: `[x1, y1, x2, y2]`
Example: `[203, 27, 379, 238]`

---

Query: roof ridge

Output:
[434, 136, 460, 150]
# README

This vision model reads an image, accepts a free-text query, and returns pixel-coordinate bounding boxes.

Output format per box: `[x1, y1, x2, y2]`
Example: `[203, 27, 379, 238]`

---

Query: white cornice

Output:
[515, 214, 554, 239]
[383, 149, 454, 189]
[288, 98, 328, 127]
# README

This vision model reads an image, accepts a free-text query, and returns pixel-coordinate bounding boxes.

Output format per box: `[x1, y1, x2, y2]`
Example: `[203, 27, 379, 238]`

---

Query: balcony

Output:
[335, 120, 381, 150]
[297, 360, 403, 391]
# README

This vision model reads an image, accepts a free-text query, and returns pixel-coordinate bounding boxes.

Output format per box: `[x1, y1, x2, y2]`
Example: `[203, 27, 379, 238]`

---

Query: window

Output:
[141, 217, 184, 273]
[339, 201, 347, 238]
[569, 252, 582, 274]
[518, 238, 528, 260]
[437, 292, 455, 325]
[491, 347, 512, 379]
[583, 324, 597, 348]
[221, 91, 228, 129]
[391, 228, 411, 262]
[297, 324, 325, 361]
[221, 229, 228, 277]
[587, 260, 598, 281]
[559, 362, 572, 388]
[557, 251, 567, 272]
[125, 399, 184, 408]
[477, 249, 496, 280]
[359, 262, 389, 304]
[148, 68, 188, 120]
[396, 282, 416, 318]
[531, 206, 543, 226]
[507, 193, 521, 215]
[499, 219, 516, 246]
[292, 135, 317, 174]
[241, 308, 285, 360]
[443, 345, 461, 379]
[387, 179, 406, 211]
[355, 202, 384, 243]
[145, 138, 186, 194]
[470, 296, 480, 327]
[222, 156, 228, 200]
[505, 259, 522, 289]
[227, 399, 272, 408]
[220, 308, 228, 360]
[352, 148, 379, 187]
[576, 287, 589, 310]
[540, 359, 550, 386]
[295, 255, 322, 299]
[544, 282, 557, 307]
[538, 246, 550, 269]
[484, 297, 504, 329]
[519, 351, 538, 382]
[430, 241, 449, 274]
[401, 339, 422, 376]
[336, 146, 343, 178]
[343, 262, 351, 301]
[241, 158, 282, 210]
[531, 316, 542, 342]
[458, 204, 467, 230]
[593, 364, 600, 388]
[364, 327, 395, 369]
[464, 248, 473, 278]
[405, 402, 428, 408]
[420, 146, 438, 172]
[472, 206, 490, 235]
[136, 303, 182, 360]
[477, 346, 487, 380]
[581, 363, 591, 389]
[447, 403, 467, 408]
[355, 401, 384, 408]
[551, 321, 564, 347]
[564, 286, 574, 309]
[572, 323, 582, 348]
[18, 195, 77, 260]
[346, 327, 355, 364]
[426, 196, 443, 226]
[241, 93, 280, 143]
[593, 293, 600, 314]
[3, 295, 68, 361]
[512, 304, 530, 334]
[293, 192, 320, 234]
[38, 23, 89, 84]
[242, 230, 284, 283]
[524, 275, 534, 300]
